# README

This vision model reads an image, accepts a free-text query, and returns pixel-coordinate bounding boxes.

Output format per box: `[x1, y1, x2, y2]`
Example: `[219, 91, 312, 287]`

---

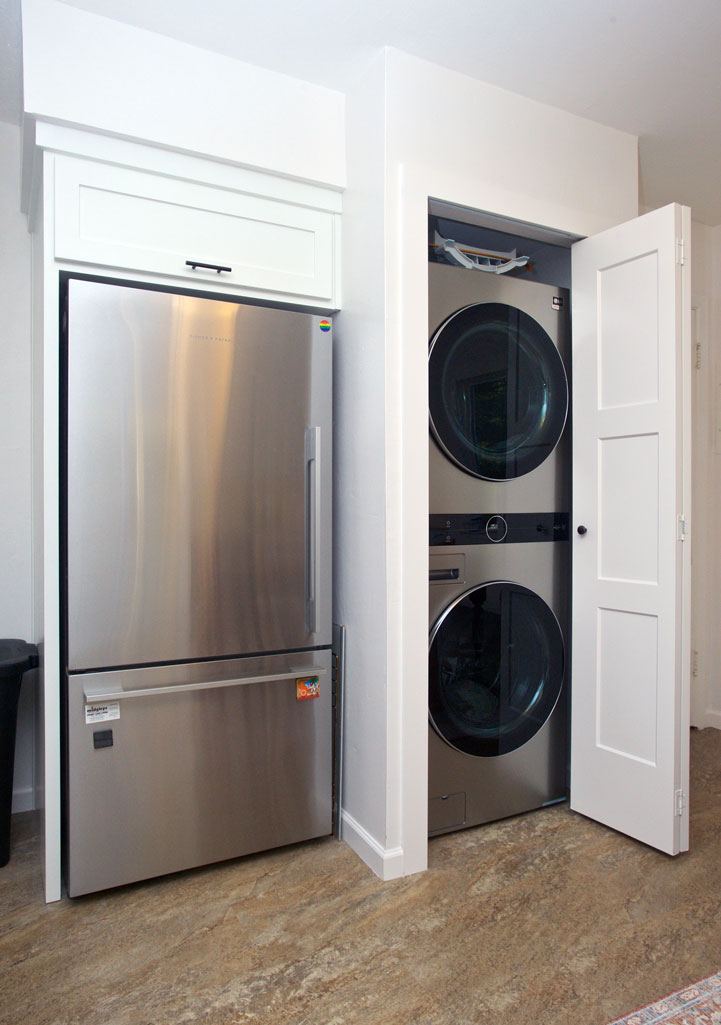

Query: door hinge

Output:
[675, 789, 686, 816]
[677, 515, 687, 541]
[676, 238, 686, 265]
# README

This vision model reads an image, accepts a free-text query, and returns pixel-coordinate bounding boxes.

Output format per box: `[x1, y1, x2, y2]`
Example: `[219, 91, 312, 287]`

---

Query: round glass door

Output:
[429, 302, 568, 480]
[429, 581, 564, 757]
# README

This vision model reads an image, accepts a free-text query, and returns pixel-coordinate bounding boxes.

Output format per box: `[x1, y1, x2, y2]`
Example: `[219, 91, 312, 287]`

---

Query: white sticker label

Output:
[85, 702, 120, 725]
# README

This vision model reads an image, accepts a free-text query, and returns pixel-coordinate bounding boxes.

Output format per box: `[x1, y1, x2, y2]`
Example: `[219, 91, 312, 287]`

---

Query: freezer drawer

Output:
[66, 649, 332, 897]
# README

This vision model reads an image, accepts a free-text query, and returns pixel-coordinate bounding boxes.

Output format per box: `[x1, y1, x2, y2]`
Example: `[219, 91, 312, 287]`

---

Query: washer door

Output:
[429, 581, 564, 757]
[429, 302, 568, 480]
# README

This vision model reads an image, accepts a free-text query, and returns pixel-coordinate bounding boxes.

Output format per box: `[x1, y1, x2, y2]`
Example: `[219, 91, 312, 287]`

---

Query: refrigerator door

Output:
[66, 649, 332, 897]
[65, 278, 332, 671]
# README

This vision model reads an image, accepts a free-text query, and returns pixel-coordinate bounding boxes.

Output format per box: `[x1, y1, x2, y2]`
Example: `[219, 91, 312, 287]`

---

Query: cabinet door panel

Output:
[54, 157, 337, 304]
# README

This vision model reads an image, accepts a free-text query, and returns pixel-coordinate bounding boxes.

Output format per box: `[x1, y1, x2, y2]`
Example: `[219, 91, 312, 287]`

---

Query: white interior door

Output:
[570, 203, 692, 855]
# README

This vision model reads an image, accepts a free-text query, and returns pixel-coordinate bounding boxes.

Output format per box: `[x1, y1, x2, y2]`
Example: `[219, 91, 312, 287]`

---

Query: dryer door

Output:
[429, 302, 568, 480]
[429, 581, 564, 757]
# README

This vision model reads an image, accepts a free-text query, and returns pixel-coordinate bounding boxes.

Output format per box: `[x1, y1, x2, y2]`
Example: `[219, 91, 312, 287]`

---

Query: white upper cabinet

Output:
[52, 155, 340, 308]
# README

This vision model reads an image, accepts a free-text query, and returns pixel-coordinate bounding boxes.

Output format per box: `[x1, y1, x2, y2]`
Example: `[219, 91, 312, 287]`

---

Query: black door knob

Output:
[577, 525, 588, 535]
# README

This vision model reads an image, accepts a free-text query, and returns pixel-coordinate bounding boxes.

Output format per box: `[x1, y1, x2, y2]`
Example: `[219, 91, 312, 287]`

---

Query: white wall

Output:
[336, 48, 639, 879]
[691, 221, 721, 728]
[385, 50, 639, 235]
[0, 120, 36, 812]
[21, 0, 345, 190]
[333, 53, 392, 869]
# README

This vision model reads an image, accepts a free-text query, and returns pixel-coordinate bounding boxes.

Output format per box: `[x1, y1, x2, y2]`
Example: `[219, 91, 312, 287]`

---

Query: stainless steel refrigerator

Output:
[62, 277, 332, 897]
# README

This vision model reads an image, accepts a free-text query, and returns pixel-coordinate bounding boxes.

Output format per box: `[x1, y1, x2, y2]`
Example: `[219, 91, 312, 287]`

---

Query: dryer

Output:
[429, 262, 570, 515]
[428, 529, 569, 835]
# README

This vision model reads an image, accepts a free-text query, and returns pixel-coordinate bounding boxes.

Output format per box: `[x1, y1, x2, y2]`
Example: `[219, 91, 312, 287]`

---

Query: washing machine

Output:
[428, 260, 571, 835]
[428, 532, 569, 835]
[429, 261, 570, 515]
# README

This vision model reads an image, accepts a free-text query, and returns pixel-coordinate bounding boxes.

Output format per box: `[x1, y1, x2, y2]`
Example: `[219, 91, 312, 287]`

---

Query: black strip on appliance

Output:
[429, 512, 569, 546]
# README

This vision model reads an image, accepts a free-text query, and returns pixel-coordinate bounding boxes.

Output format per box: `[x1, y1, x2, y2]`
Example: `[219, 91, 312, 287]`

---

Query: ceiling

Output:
[3, 0, 721, 224]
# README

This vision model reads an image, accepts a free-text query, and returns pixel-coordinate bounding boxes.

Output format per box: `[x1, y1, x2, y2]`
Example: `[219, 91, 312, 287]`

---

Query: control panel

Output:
[429, 512, 569, 546]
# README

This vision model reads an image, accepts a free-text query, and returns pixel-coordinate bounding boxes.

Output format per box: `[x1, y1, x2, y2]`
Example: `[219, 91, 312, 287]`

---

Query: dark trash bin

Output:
[0, 639, 39, 867]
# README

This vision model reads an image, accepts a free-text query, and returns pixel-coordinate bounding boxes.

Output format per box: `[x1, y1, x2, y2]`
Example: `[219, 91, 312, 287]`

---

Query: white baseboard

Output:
[11, 786, 36, 814]
[341, 809, 405, 881]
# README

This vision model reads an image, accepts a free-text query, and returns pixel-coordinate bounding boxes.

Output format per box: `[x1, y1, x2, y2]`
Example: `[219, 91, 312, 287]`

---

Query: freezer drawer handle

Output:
[185, 260, 232, 274]
[83, 667, 328, 703]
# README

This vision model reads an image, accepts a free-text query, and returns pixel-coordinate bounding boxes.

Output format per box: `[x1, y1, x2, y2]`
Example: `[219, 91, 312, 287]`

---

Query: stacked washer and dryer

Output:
[428, 260, 571, 837]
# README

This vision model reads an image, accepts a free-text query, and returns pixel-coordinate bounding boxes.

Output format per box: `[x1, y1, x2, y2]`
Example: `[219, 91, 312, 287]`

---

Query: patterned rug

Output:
[608, 972, 721, 1024]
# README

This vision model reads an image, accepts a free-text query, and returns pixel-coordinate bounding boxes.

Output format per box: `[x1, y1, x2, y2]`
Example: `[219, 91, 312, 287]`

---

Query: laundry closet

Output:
[424, 196, 691, 856]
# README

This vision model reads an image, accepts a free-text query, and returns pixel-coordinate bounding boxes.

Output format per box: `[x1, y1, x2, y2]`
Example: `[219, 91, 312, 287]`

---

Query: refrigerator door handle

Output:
[305, 426, 321, 635]
[83, 667, 328, 703]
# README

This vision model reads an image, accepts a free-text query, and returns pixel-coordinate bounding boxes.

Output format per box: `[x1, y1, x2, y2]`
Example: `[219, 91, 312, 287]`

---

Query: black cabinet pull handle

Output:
[185, 260, 232, 274]
[577, 525, 588, 535]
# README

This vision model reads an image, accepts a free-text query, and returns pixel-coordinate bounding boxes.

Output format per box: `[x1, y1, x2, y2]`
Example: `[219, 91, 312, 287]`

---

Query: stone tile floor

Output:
[1, 728, 720, 1025]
